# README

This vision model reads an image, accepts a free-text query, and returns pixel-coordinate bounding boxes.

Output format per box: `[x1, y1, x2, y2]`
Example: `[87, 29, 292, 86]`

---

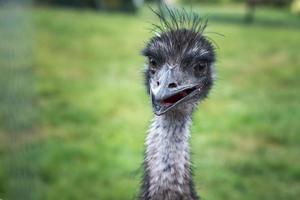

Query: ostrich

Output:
[139, 7, 216, 200]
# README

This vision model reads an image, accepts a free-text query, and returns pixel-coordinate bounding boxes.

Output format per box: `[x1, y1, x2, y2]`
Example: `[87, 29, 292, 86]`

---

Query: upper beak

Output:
[150, 68, 200, 115]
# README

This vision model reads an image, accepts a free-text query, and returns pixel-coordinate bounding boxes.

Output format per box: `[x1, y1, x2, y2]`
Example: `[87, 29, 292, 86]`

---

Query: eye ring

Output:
[149, 57, 158, 74]
[149, 57, 157, 67]
[194, 62, 208, 75]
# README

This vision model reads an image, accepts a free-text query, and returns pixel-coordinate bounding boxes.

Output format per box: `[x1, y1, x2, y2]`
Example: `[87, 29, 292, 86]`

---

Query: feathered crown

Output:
[150, 5, 208, 35]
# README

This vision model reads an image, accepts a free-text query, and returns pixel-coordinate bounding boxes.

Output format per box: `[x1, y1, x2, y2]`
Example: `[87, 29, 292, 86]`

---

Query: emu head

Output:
[143, 7, 216, 115]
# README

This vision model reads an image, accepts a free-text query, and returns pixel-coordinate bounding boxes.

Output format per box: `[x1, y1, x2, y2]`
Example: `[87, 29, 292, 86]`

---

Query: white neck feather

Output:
[145, 112, 193, 198]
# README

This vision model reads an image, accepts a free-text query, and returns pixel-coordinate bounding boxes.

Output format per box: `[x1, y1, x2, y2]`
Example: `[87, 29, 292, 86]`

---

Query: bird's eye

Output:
[194, 62, 208, 75]
[149, 58, 158, 74]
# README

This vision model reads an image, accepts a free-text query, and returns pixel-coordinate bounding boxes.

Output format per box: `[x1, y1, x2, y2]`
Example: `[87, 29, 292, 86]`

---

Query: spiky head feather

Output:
[149, 5, 208, 36]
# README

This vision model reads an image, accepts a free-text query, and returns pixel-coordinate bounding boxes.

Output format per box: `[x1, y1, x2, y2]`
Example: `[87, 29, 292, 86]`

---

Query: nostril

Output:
[156, 81, 160, 86]
[168, 82, 178, 88]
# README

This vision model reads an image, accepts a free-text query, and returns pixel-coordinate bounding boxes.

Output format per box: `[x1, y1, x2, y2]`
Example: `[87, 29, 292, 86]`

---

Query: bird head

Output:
[143, 7, 216, 116]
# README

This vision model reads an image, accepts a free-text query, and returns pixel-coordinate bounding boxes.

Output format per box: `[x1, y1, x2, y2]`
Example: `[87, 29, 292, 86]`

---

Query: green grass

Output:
[1, 4, 300, 200]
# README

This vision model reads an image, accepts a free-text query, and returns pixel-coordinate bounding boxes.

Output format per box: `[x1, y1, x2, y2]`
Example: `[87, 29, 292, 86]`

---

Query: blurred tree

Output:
[34, 0, 92, 7]
[34, 0, 144, 12]
[180, 0, 245, 3]
[269, 0, 293, 7]
[179, 0, 292, 6]
[97, 0, 144, 12]
[244, 0, 294, 23]
[245, 0, 257, 23]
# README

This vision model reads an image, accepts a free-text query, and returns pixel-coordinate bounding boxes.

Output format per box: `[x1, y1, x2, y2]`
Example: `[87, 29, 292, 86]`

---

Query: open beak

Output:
[150, 70, 201, 115]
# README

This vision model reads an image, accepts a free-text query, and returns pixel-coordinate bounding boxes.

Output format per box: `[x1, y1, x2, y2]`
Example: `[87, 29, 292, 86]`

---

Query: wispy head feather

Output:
[150, 5, 207, 35]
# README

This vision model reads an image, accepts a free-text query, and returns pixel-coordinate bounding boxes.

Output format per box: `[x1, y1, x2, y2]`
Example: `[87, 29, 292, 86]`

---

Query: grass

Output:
[1, 3, 300, 200]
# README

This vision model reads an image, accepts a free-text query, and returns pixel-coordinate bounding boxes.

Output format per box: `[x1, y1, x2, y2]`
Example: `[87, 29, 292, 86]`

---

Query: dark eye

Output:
[149, 58, 158, 74]
[194, 62, 207, 75]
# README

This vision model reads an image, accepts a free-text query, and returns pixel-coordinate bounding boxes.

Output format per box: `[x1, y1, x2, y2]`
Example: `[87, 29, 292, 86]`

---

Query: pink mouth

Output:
[161, 87, 197, 106]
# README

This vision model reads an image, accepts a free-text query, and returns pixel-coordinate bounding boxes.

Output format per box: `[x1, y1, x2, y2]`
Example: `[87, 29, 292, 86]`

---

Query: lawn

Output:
[1, 3, 300, 200]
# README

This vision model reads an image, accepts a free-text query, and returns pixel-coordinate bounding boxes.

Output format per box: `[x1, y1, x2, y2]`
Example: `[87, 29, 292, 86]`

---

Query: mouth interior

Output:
[161, 87, 197, 106]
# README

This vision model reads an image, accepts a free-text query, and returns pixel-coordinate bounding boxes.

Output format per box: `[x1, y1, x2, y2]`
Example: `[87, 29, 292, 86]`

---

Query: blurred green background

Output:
[0, 0, 300, 199]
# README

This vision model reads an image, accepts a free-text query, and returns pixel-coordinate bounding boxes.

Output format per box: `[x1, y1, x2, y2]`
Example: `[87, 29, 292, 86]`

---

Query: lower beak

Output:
[151, 84, 200, 115]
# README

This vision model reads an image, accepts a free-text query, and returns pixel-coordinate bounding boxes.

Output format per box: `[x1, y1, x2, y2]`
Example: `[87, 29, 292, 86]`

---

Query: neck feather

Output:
[141, 111, 199, 200]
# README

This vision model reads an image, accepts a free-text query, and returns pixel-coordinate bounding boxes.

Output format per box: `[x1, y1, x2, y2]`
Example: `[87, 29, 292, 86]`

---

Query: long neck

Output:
[141, 112, 199, 200]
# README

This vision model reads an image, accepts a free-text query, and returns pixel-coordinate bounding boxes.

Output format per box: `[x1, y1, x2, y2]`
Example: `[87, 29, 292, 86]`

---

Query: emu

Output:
[139, 7, 216, 200]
